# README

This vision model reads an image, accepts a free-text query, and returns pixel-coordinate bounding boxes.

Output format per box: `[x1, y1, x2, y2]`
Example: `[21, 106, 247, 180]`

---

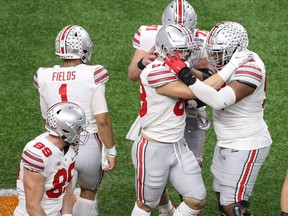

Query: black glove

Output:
[197, 68, 214, 80]
[178, 67, 196, 86]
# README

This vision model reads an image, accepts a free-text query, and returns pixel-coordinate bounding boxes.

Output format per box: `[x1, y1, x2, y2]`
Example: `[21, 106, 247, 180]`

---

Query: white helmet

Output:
[155, 24, 199, 61]
[162, 0, 197, 32]
[206, 21, 249, 70]
[55, 25, 93, 64]
[46, 102, 89, 145]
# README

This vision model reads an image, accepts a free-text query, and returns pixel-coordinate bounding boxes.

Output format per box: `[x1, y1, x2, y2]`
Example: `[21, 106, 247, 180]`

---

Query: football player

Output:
[127, 1, 211, 215]
[33, 25, 117, 216]
[281, 170, 288, 216]
[14, 102, 89, 216]
[185, 21, 272, 216]
[131, 23, 252, 216]
[128, 0, 212, 173]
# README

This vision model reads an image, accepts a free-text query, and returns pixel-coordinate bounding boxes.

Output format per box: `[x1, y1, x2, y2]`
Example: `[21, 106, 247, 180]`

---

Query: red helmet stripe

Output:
[177, 0, 184, 24]
[182, 25, 193, 43]
[207, 21, 224, 44]
[60, 25, 74, 54]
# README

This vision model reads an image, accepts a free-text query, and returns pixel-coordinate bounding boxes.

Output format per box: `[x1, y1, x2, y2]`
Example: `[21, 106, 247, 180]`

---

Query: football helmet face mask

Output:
[206, 21, 249, 70]
[46, 102, 89, 146]
[155, 24, 199, 61]
[162, 0, 197, 32]
[55, 25, 93, 64]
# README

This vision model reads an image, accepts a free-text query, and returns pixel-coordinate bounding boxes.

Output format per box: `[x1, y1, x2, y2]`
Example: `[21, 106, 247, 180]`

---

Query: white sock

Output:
[173, 202, 200, 216]
[158, 200, 175, 215]
[73, 196, 97, 216]
[131, 202, 151, 216]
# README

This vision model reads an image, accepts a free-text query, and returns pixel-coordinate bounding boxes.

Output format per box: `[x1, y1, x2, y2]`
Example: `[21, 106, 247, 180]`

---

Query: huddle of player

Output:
[13, 0, 276, 216]
[128, 1, 272, 216]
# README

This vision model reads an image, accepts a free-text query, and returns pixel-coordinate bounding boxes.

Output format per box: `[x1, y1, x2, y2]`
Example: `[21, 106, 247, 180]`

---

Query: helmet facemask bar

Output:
[61, 120, 89, 146]
[206, 45, 236, 70]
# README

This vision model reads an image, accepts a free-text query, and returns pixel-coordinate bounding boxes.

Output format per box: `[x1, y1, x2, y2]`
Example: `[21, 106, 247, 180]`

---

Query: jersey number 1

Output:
[59, 84, 68, 101]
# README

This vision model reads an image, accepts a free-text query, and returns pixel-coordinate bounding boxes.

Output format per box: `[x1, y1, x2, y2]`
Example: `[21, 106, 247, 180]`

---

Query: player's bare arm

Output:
[95, 112, 116, 171]
[61, 180, 73, 215]
[128, 49, 147, 81]
[228, 80, 255, 102]
[156, 80, 197, 99]
[23, 168, 46, 216]
[128, 47, 157, 82]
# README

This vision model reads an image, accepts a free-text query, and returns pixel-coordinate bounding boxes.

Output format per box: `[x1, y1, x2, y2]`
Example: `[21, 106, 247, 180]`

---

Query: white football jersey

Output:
[139, 59, 186, 143]
[214, 51, 272, 150]
[34, 64, 109, 133]
[132, 25, 163, 52]
[15, 132, 77, 216]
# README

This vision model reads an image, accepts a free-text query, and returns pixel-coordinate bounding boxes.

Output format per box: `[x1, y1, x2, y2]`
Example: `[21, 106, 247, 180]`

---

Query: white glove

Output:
[229, 49, 253, 68]
[218, 49, 253, 81]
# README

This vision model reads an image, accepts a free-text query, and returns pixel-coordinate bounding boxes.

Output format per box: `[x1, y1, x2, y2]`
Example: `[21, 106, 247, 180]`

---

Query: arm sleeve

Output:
[92, 84, 108, 115]
[189, 79, 236, 110]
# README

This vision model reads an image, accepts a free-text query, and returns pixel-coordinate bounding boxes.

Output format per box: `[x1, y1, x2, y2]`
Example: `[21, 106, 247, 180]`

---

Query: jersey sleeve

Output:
[92, 84, 108, 115]
[232, 62, 263, 87]
[33, 68, 42, 89]
[94, 65, 109, 84]
[21, 143, 46, 173]
[132, 26, 142, 49]
[147, 66, 178, 88]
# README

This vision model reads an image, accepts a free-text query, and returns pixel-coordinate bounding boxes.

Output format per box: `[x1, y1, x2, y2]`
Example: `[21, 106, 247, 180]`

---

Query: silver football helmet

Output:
[206, 21, 249, 70]
[46, 102, 89, 145]
[162, 0, 197, 32]
[55, 25, 93, 64]
[155, 24, 199, 61]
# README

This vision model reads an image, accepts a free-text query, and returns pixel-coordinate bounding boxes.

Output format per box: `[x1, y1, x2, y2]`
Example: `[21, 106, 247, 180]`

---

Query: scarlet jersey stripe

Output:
[132, 37, 140, 45]
[23, 150, 43, 163]
[235, 149, 259, 201]
[148, 70, 172, 77]
[60, 25, 74, 54]
[235, 71, 262, 80]
[235, 65, 263, 84]
[22, 149, 45, 171]
[22, 157, 44, 171]
[148, 76, 177, 85]
[94, 66, 109, 84]
[177, 0, 184, 24]
[33, 72, 39, 88]
[136, 137, 148, 203]
[147, 69, 177, 87]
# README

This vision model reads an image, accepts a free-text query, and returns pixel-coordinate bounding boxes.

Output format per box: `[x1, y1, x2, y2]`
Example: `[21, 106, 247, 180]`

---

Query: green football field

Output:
[0, 0, 287, 215]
